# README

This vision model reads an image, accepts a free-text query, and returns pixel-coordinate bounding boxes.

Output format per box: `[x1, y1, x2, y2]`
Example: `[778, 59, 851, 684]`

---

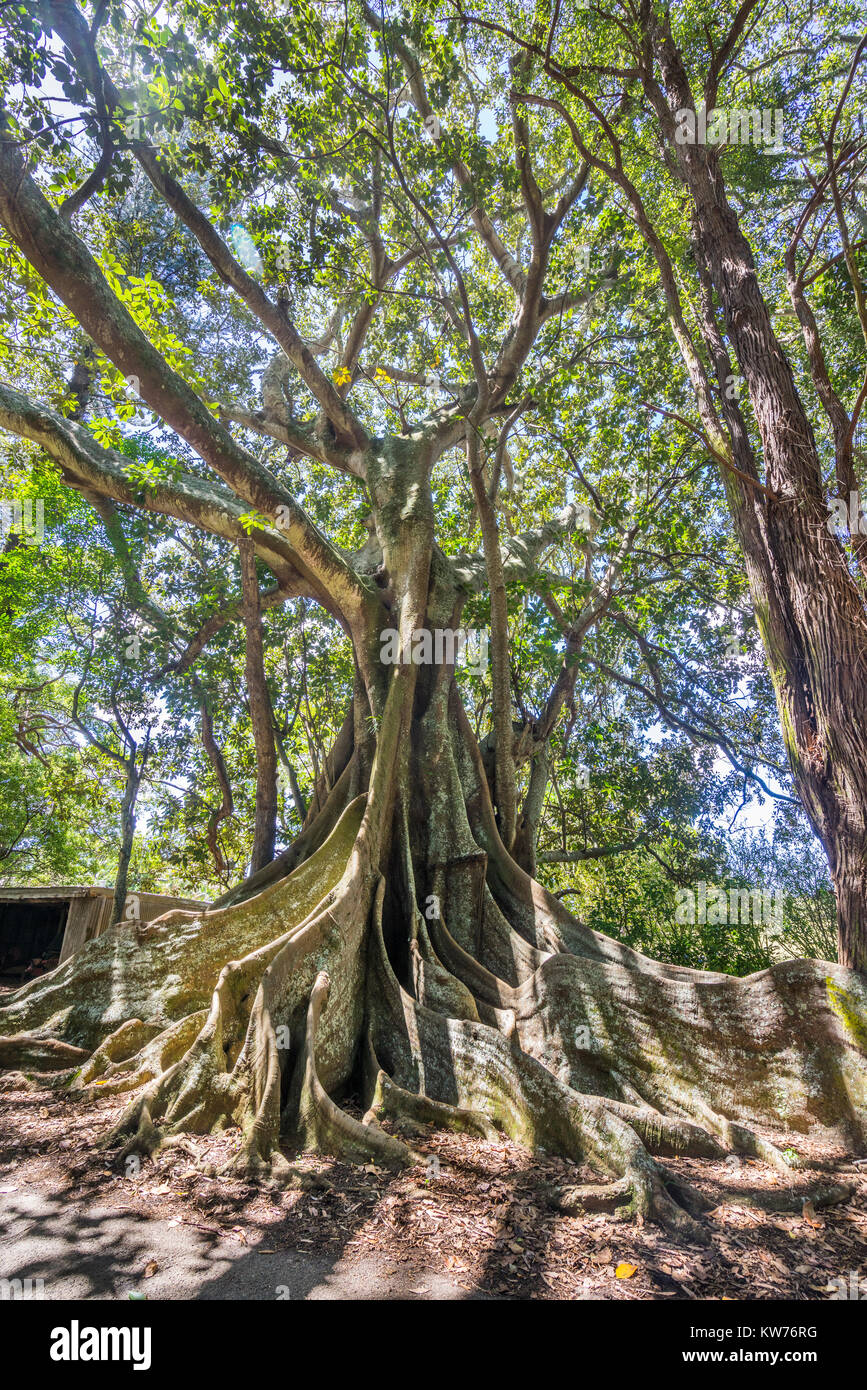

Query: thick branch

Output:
[0, 381, 369, 627]
[0, 128, 370, 622]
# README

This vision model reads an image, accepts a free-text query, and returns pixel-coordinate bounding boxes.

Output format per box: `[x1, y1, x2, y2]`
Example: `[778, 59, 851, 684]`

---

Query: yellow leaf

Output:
[615, 1262, 637, 1279]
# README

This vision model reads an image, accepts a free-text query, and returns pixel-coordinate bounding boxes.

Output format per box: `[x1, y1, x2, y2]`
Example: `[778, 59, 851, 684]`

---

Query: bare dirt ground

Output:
[0, 1073, 865, 1300]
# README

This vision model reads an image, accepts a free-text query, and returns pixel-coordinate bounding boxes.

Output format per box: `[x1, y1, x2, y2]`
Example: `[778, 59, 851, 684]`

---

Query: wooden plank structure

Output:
[0, 885, 207, 980]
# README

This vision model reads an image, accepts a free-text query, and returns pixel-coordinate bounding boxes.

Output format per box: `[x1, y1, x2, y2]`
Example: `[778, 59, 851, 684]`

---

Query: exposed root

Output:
[362, 1040, 499, 1141]
[114, 1102, 164, 1170]
[655, 1165, 718, 1217]
[76, 1020, 162, 1078]
[368, 874, 709, 1241]
[263, 1157, 335, 1191]
[708, 1179, 855, 1215]
[542, 1176, 633, 1215]
[0, 684, 865, 1249]
[545, 1167, 713, 1230]
[94, 799, 372, 1178]
[0, 1035, 89, 1071]
[684, 1101, 804, 1173]
[74, 1014, 208, 1098]
[288, 970, 414, 1169]
[598, 1102, 727, 1160]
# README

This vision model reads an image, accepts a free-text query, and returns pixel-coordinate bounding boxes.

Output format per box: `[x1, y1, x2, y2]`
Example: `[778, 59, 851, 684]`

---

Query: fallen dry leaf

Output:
[615, 1262, 638, 1279]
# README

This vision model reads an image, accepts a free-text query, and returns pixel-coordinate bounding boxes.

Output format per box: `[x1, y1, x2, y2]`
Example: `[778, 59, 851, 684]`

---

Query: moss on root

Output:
[827, 976, 867, 1053]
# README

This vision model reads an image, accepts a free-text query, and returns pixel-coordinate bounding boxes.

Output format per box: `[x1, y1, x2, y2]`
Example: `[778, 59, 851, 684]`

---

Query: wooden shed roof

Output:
[0, 885, 207, 907]
[0, 885, 113, 901]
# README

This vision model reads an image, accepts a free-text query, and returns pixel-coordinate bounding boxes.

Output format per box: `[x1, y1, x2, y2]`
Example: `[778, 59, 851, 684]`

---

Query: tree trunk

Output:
[466, 432, 518, 850]
[197, 689, 234, 883]
[645, 17, 867, 972]
[239, 539, 279, 874]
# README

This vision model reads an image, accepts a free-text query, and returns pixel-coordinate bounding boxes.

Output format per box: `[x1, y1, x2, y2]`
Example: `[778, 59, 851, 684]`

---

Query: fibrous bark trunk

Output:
[643, 11, 867, 975]
[239, 538, 279, 874]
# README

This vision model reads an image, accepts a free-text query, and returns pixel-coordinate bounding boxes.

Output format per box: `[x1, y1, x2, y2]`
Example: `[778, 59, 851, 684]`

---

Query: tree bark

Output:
[239, 539, 279, 874]
[466, 432, 518, 849]
[197, 689, 235, 883]
[2, 657, 866, 1237]
[111, 751, 142, 927]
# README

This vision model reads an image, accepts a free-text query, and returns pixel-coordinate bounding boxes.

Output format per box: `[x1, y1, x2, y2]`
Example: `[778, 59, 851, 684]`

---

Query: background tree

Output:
[466, 0, 867, 968]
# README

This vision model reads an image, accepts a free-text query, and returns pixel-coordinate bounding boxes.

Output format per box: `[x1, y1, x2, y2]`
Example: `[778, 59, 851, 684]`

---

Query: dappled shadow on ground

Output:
[0, 1077, 865, 1300]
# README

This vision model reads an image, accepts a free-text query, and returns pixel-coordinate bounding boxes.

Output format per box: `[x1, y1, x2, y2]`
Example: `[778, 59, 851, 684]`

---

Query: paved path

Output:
[0, 1188, 489, 1300]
